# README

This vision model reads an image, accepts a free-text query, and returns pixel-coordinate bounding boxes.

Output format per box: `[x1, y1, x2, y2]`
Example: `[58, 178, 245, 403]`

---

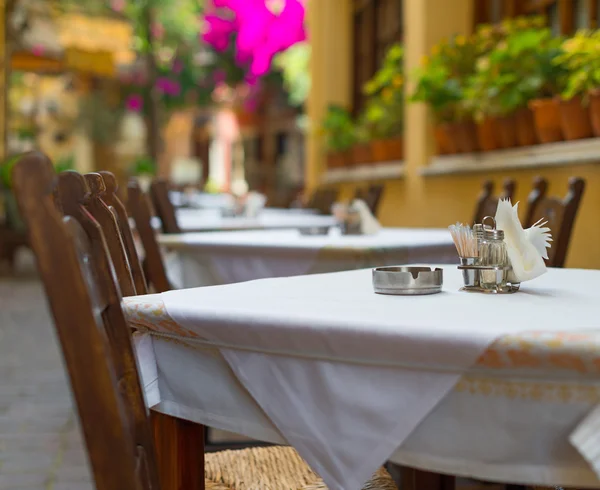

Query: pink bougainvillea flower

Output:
[155, 77, 181, 96]
[243, 96, 259, 112]
[213, 69, 226, 84]
[110, 0, 125, 12]
[264, 0, 306, 52]
[151, 22, 165, 40]
[202, 0, 306, 79]
[170, 80, 182, 96]
[172, 59, 184, 74]
[202, 14, 237, 52]
[235, 0, 275, 57]
[250, 45, 275, 77]
[31, 44, 45, 57]
[125, 94, 144, 112]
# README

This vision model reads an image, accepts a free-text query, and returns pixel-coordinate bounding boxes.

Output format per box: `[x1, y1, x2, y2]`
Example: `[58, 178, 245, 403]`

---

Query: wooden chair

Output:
[12, 151, 399, 490]
[98, 171, 149, 295]
[56, 171, 137, 298]
[127, 179, 173, 293]
[365, 184, 385, 217]
[150, 178, 181, 234]
[473, 179, 516, 224]
[524, 176, 585, 268]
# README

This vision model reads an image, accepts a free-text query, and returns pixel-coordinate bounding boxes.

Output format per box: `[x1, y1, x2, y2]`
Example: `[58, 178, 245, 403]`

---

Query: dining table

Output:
[146, 207, 337, 233]
[159, 227, 458, 288]
[123, 265, 600, 490]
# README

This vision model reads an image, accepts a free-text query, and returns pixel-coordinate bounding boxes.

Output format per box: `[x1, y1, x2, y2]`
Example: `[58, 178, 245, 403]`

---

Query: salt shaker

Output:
[479, 227, 508, 290]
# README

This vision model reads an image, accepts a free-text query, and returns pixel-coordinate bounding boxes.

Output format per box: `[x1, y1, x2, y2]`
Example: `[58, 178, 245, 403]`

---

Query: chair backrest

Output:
[12, 152, 160, 490]
[473, 178, 516, 224]
[149, 178, 181, 234]
[353, 188, 365, 202]
[56, 171, 137, 298]
[524, 176, 585, 268]
[127, 179, 173, 293]
[98, 171, 148, 295]
[307, 188, 338, 215]
[365, 185, 385, 217]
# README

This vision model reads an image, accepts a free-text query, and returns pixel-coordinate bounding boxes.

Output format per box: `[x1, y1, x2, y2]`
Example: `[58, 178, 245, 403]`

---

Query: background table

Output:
[124, 266, 600, 490]
[151, 208, 336, 233]
[160, 227, 458, 288]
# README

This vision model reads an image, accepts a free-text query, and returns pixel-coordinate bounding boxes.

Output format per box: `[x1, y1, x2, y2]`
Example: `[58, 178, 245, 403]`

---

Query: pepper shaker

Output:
[479, 226, 509, 290]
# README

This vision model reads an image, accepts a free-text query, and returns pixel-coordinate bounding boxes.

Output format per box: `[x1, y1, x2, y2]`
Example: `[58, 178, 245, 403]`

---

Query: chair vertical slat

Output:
[128, 180, 173, 293]
[99, 171, 149, 295]
[473, 179, 516, 225]
[525, 176, 586, 268]
[150, 178, 181, 234]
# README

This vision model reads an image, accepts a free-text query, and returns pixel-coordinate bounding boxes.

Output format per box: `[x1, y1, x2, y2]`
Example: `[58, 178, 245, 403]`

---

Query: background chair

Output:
[524, 176, 585, 268]
[150, 177, 181, 234]
[365, 184, 385, 217]
[306, 188, 338, 215]
[127, 179, 173, 293]
[473, 179, 516, 225]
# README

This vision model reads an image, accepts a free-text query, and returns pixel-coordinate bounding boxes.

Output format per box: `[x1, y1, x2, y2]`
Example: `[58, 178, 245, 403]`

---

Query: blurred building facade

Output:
[307, 0, 600, 269]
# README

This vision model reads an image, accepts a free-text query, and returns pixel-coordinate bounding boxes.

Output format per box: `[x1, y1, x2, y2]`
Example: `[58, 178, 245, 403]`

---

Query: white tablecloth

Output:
[149, 208, 336, 233]
[123, 266, 600, 489]
[160, 228, 458, 288]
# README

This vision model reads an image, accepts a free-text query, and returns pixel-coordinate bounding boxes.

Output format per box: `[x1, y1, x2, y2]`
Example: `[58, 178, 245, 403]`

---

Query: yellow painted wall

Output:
[0, 0, 6, 160]
[307, 0, 600, 270]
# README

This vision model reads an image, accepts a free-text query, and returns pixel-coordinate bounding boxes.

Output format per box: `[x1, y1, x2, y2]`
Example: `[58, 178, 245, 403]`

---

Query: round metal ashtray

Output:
[299, 226, 331, 236]
[372, 266, 443, 295]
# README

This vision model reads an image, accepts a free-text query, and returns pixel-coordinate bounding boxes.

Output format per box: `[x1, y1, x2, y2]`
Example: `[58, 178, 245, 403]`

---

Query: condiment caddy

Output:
[450, 216, 520, 294]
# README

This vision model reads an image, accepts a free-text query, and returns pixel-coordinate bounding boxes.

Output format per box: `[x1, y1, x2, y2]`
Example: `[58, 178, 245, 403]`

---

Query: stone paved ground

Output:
[0, 252, 92, 490]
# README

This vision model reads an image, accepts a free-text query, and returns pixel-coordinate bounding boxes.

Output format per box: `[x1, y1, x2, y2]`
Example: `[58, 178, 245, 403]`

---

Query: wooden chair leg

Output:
[401, 467, 455, 490]
[151, 411, 205, 490]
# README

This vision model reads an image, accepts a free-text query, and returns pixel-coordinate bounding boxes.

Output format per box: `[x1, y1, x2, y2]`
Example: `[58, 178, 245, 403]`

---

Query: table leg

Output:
[401, 467, 455, 490]
[151, 411, 205, 490]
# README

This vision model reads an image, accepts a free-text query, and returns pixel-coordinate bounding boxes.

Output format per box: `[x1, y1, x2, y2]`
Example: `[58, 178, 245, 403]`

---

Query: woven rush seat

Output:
[205, 446, 398, 490]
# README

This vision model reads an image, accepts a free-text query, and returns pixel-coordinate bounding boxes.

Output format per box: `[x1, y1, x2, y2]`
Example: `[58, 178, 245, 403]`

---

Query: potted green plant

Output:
[130, 155, 156, 191]
[554, 29, 600, 138]
[362, 43, 404, 162]
[321, 105, 355, 168]
[510, 29, 569, 143]
[352, 120, 374, 165]
[466, 28, 559, 149]
[0, 154, 26, 232]
[361, 95, 403, 162]
[411, 33, 482, 154]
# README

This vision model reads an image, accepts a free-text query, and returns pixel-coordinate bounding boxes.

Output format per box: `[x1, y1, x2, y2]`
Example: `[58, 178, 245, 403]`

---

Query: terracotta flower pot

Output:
[434, 124, 459, 154]
[351, 143, 373, 166]
[559, 96, 593, 141]
[454, 120, 479, 153]
[326, 151, 348, 169]
[370, 137, 403, 162]
[371, 140, 388, 162]
[529, 97, 564, 143]
[495, 113, 518, 149]
[589, 89, 600, 137]
[514, 107, 538, 146]
[476, 118, 500, 152]
[383, 138, 403, 160]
